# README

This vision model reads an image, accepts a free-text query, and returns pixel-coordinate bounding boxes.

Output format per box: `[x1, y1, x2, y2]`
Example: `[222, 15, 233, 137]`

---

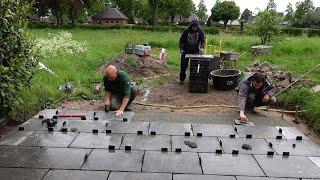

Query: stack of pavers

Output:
[1, 109, 320, 179]
[187, 54, 213, 93]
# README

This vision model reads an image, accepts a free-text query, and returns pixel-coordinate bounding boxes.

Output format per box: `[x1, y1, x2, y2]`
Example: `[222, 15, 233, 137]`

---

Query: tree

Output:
[266, 0, 277, 12]
[240, 8, 253, 23]
[0, 0, 38, 118]
[197, 0, 207, 24]
[148, 0, 159, 25]
[210, 0, 240, 28]
[296, 11, 320, 28]
[250, 10, 281, 44]
[294, 0, 315, 21]
[284, 3, 294, 23]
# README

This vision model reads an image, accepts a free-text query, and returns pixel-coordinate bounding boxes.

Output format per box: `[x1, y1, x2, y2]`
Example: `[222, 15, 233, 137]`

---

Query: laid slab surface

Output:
[0, 130, 34, 146]
[308, 157, 320, 168]
[235, 126, 283, 139]
[218, 137, 275, 155]
[82, 149, 144, 171]
[19, 131, 78, 148]
[142, 151, 202, 174]
[149, 122, 193, 136]
[120, 134, 170, 151]
[254, 155, 320, 178]
[192, 124, 237, 137]
[60, 120, 107, 133]
[95, 111, 134, 121]
[171, 136, 221, 153]
[276, 126, 308, 140]
[35, 109, 95, 120]
[0, 146, 40, 167]
[108, 172, 172, 180]
[69, 133, 123, 149]
[43, 170, 109, 180]
[173, 174, 236, 180]
[106, 121, 149, 134]
[0, 168, 48, 180]
[18, 118, 63, 131]
[267, 139, 320, 156]
[236, 177, 298, 180]
[200, 153, 264, 176]
[21, 147, 90, 169]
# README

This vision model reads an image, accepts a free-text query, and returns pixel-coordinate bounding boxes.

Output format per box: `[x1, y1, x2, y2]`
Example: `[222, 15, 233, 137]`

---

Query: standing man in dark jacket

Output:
[238, 72, 277, 121]
[178, 19, 205, 84]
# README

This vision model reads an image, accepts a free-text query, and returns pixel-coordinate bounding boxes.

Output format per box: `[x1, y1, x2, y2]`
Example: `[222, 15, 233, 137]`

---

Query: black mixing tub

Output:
[211, 69, 241, 91]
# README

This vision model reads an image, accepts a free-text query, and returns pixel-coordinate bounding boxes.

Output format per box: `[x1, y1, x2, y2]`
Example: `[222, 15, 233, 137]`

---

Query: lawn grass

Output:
[12, 28, 320, 129]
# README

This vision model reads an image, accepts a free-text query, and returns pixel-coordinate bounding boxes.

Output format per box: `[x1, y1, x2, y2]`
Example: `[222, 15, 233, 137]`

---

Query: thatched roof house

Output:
[92, 7, 129, 26]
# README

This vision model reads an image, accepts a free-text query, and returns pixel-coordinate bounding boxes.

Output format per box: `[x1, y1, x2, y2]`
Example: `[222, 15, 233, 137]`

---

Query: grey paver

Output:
[19, 131, 78, 148]
[192, 124, 237, 137]
[276, 126, 308, 140]
[267, 139, 320, 156]
[69, 133, 123, 149]
[120, 134, 170, 151]
[149, 122, 192, 136]
[106, 121, 149, 134]
[35, 109, 95, 120]
[43, 170, 109, 180]
[309, 157, 320, 168]
[60, 120, 107, 133]
[173, 174, 236, 180]
[0, 168, 48, 180]
[142, 151, 202, 174]
[108, 172, 172, 180]
[236, 177, 298, 180]
[235, 126, 283, 139]
[171, 136, 220, 152]
[0, 130, 34, 146]
[254, 155, 320, 178]
[219, 137, 275, 155]
[21, 147, 90, 169]
[82, 149, 143, 171]
[18, 118, 63, 131]
[0, 146, 40, 167]
[95, 111, 134, 121]
[200, 153, 264, 176]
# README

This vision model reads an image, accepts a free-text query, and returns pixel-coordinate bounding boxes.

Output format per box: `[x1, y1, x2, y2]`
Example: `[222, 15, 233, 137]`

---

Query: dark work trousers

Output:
[245, 92, 277, 112]
[179, 53, 188, 82]
[110, 86, 138, 111]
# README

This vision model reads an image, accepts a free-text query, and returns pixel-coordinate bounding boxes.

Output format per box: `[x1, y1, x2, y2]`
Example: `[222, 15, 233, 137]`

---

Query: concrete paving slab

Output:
[254, 155, 320, 178]
[200, 153, 264, 176]
[173, 174, 236, 180]
[95, 111, 134, 121]
[171, 136, 220, 153]
[149, 122, 192, 136]
[19, 131, 78, 148]
[235, 126, 283, 139]
[108, 172, 172, 180]
[267, 139, 320, 156]
[69, 133, 123, 149]
[60, 120, 107, 133]
[18, 118, 63, 131]
[0, 168, 48, 180]
[275, 126, 308, 140]
[82, 149, 143, 171]
[106, 121, 149, 134]
[218, 137, 275, 155]
[142, 151, 202, 174]
[0, 130, 34, 146]
[35, 109, 95, 120]
[21, 147, 90, 169]
[43, 170, 109, 180]
[309, 157, 320, 168]
[120, 134, 170, 151]
[236, 177, 298, 180]
[0, 146, 40, 167]
[192, 124, 237, 137]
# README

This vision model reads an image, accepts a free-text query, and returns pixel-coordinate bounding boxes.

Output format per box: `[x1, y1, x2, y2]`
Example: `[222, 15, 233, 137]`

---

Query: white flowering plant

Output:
[35, 31, 88, 58]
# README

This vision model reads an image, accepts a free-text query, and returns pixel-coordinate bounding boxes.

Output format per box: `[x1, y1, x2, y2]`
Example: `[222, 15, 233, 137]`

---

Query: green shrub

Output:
[307, 28, 320, 37]
[0, 1, 38, 119]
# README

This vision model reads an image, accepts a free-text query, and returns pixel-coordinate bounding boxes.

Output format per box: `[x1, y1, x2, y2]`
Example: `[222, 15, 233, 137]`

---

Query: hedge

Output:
[27, 22, 220, 35]
[282, 27, 320, 37]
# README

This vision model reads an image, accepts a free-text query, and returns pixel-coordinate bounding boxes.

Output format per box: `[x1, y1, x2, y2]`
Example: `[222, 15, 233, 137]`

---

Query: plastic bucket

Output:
[211, 69, 241, 91]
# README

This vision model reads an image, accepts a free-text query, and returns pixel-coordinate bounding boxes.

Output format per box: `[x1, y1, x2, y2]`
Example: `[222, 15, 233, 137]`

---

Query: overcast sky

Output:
[192, 0, 320, 15]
